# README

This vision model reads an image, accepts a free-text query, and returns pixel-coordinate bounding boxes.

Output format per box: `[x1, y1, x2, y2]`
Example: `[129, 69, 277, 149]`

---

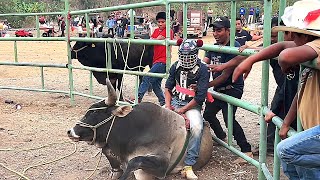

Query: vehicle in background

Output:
[127, 16, 150, 38]
[177, 10, 207, 38]
[15, 29, 33, 37]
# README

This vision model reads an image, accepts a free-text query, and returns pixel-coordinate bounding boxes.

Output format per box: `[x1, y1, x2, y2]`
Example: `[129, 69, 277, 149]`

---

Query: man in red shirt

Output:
[137, 12, 173, 106]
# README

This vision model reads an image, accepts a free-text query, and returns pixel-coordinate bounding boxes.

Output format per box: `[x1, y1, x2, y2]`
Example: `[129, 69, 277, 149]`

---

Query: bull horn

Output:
[105, 79, 117, 106]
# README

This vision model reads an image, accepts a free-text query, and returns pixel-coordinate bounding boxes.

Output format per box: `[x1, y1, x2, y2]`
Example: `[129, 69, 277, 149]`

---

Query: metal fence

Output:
[1, 0, 319, 179]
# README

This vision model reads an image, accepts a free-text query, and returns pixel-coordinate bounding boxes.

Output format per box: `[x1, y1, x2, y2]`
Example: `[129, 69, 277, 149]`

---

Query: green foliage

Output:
[0, 0, 64, 28]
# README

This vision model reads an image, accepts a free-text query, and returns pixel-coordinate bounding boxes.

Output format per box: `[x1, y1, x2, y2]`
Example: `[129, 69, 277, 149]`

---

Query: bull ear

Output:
[112, 105, 133, 117]
[105, 79, 117, 106]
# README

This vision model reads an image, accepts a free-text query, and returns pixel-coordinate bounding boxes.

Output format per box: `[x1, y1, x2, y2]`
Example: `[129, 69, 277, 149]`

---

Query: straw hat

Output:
[272, 0, 320, 37]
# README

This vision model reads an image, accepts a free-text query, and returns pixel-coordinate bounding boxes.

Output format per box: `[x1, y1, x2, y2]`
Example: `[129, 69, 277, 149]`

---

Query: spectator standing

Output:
[60, 17, 66, 37]
[235, 17, 262, 46]
[106, 16, 116, 36]
[121, 14, 129, 36]
[136, 12, 174, 106]
[203, 17, 252, 164]
[207, 7, 213, 26]
[248, 7, 254, 24]
[233, 1, 320, 178]
[255, 6, 260, 23]
[239, 6, 246, 17]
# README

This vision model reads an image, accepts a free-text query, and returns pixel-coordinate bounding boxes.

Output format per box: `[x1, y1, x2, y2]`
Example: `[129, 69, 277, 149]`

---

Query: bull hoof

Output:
[109, 169, 124, 179]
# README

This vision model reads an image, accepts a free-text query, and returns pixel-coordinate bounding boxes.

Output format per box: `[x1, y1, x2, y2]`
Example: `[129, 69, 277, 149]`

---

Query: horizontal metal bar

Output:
[262, 107, 298, 137]
[0, 37, 66, 41]
[213, 136, 260, 167]
[73, 91, 104, 100]
[168, 0, 257, 2]
[302, 60, 320, 70]
[261, 163, 274, 180]
[70, 1, 164, 15]
[0, 86, 69, 94]
[208, 89, 261, 114]
[201, 44, 257, 56]
[0, 62, 67, 68]
[71, 37, 166, 46]
[168, 0, 259, 2]
[72, 65, 167, 78]
[70, 38, 256, 56]
[0, 12, 64, 17]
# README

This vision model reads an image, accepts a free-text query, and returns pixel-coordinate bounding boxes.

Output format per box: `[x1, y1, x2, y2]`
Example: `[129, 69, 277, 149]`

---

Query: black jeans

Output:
[108, 28, 114, 36]
[207, 17, 213, 26]
[203, 88, 251, 152]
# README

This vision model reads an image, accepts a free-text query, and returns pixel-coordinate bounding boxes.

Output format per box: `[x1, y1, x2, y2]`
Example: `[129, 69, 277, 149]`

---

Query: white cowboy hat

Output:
[272, 0, 320, 37]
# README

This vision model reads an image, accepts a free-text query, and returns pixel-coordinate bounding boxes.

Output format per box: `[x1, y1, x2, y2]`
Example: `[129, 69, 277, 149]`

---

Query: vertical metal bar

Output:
[65, 0, 75, 105]
[230, 1, 236, 47]
[273, 127, 281, 180]
[40, 67, 45, 89]
[278, 0, 286, 42]
[85, 13, 90, 37]
[134, 75, 140, 104]
[36, 15, 40, 38]
[130, 9, 134, 39]
[227, 103, 234, 146]
[165, 1, 171, 73]
[14, 41, 18, 62]
[258, 1, 272, 179]
[89, 71, 93, 96]
[297, 66, 304, 132]
[183, 3, 187, 39]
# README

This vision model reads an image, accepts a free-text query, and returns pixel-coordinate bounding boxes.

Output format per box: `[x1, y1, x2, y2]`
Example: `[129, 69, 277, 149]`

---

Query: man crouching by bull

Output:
[165, 39, 210, 180]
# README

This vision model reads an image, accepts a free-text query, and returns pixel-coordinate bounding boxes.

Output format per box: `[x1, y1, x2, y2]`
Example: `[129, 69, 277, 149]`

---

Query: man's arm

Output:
[165, 88, 173, 109]
[203, 57, 210, 64]
[279, 93, 297, 139]
[279, 45, 318, 73]
[233, 41, 297, 81]
[175, 99, 198, 114]
[208, 55, 246, 72]
[209, 67, 233, 88]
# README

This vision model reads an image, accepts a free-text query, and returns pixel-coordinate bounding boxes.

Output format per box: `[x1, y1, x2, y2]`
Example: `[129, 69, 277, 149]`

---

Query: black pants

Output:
[207, 17, 213, 26]
[203, 88, 251, 152]
[267, 85, 297, 150]
[108, 28, 114, 36]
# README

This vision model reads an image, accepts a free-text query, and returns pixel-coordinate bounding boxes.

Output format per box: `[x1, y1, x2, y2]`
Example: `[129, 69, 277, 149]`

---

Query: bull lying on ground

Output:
[71, 35, 154, 96]
[67, 79, 213, 180]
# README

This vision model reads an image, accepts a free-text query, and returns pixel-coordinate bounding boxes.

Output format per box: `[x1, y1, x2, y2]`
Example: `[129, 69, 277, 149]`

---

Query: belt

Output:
[216, 85, 234, 92]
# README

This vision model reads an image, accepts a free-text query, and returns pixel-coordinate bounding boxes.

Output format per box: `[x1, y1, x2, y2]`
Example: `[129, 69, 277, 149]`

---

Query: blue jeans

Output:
[138, 62, 165, 106]
[277, 125, 320, 180]
[171, 98, 204, 166]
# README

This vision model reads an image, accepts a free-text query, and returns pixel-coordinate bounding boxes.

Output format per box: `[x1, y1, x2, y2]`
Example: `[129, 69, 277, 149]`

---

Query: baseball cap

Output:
[212, 16, 230, 28]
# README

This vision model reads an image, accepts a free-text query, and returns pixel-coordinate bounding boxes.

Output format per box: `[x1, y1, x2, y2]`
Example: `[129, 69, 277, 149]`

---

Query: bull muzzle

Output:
[67, 128, 80, 142]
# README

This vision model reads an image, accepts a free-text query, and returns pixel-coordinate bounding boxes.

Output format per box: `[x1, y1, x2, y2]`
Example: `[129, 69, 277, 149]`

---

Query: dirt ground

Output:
[0, 32, 287, 180]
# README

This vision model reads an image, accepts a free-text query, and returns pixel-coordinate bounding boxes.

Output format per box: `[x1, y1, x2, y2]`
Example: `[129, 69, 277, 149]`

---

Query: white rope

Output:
[117, 39, 131, 102]
[105, 40, 109, 79]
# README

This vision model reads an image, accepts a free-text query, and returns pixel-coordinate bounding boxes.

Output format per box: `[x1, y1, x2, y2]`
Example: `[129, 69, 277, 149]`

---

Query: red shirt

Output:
[151, 28, 174, 64]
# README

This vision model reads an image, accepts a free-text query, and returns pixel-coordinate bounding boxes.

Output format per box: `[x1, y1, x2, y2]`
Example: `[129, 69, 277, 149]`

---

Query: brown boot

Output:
[233, 152, 254, 164]
[181, 166, 198, 180]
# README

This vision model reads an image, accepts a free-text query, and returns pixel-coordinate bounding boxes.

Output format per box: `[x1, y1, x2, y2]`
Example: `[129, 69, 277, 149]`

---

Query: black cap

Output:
[156, 12, 166, 20]
[212, 16, 230, 28]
